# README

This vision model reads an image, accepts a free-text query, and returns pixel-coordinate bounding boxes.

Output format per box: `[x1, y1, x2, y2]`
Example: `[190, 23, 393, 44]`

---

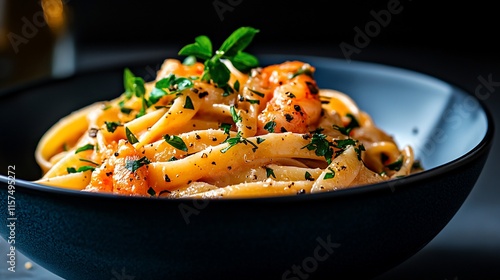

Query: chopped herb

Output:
[249, 88, 265, 97]
[264, 120, 276, 133]
[289, 65, 313, 79]
[67, 165, 95, 174]
[220, 131, 258, 153]
[286, 91, 296, 98]
[245, 98, 260, 104]
[184, 96, 194, 109]
[220, 123, 232, 134]
[305, 171, 314, 181]
[79, 158, 99, 166]
[386, 157, 403, 171]
[164, 174, 171, 182]
[233, 80, 240, 92]
[147, 187, 156, 196]
[302, 130, 334, 164]
[75, 144, 94, 154]
[105, 121, 122, 133]
[125, 156, 151, 172]
[148, 74, 194, 106]
[120, 107, 133, 115]
[354, 144, 365, 160]
[230, 105, 242, 124]
[167, 156, 178, 162]
[256, 137, 265, 144]
[265, 167, 276, 178]
[333, 114, 360, 136]
[62, 143, 68, 151]
[323, 168, 335, 179]
[164, 134, 188, 152]
[125, 127, 139, 144]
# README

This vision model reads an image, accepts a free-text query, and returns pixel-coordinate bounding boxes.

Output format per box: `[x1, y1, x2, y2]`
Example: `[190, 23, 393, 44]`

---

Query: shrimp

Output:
[254, 61, 322, 134]
[85, 139, 149, 196]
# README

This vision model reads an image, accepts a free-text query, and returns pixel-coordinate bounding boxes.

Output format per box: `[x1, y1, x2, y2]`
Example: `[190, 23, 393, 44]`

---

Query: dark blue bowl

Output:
[0, 55, 494, 280]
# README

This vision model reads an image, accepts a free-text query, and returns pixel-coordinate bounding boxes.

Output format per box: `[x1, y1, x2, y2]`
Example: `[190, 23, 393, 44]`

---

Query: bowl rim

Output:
[0, 54, 495, 203]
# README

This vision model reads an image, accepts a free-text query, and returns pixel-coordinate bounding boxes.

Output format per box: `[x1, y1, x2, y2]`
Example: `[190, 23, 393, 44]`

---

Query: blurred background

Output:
[1, 0, 499, 279]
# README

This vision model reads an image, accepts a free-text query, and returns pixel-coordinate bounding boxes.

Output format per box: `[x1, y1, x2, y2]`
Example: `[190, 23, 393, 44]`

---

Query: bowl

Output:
[0, 54, 494, 280]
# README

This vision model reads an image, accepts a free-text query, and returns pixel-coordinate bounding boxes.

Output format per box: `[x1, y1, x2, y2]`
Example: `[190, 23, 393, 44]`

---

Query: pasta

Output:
[34, 27, 421, 198]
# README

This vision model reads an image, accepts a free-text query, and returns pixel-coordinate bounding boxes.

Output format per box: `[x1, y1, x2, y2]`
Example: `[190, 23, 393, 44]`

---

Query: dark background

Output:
[1, 1, 499, 279]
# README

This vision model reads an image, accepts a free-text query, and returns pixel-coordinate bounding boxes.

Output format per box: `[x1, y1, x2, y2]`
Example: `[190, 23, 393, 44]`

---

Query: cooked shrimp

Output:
[254, 61, 322, 134]
[85, 139, 149, 196]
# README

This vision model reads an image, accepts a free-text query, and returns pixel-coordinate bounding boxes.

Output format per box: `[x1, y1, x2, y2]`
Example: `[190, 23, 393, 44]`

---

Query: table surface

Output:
[1, 45, 499, 280]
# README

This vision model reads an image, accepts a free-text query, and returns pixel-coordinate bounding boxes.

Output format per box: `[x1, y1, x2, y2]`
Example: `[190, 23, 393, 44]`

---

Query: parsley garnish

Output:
[148, 74, 194, 106]
[183, 96, 195, 109]
[125, 156, 151, 172]
[230, 105, 242, 124]
[163, 134, 188, 152]
[105, 121, 122, 133]
[289, 65, 313, 79]
[386, 156, 403, 171]
[220, 131, 258, 153]
[147, 187, 156, 196]
[124, 68, 146, 99]
[178, 26, 260, 89]
[265, 167, 276, 178]
[220, 123, 232, 134]
[67, 166, 95, 174]
[302, 130, 334, 164]
[264, 120, 276, 133]
[125, 127, 139, 144]
[305, 171, 314, 181]
[75, 144, 94, 154]
[333, 113, 360, 136]
[323, 168, 335, 179]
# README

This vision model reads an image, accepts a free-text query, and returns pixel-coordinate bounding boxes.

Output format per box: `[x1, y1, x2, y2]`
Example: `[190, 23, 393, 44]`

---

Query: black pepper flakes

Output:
[164, 175, 171, 182]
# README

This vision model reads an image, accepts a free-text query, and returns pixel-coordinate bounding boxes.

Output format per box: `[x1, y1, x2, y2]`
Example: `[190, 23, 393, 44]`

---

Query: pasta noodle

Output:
[33, 27, 422, 198]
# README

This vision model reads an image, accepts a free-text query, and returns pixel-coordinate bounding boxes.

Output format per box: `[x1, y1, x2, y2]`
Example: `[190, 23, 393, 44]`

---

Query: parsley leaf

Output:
[125, 156, 151, 172]
[125, 127, 139, 144]
[220, 131, 258, 153]
[75, 144, 94, 154]
[178, 26, 259, 88]
[302, 130, 334, 164]
[105, 121, 122, 133]
[264, 121, 276, 133]
[265, 167, 276, 178]
[164, 134, 188, 152]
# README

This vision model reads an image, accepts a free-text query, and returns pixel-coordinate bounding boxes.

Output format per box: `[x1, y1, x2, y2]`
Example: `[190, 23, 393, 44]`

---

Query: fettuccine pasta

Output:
[34, 27, 421, 198]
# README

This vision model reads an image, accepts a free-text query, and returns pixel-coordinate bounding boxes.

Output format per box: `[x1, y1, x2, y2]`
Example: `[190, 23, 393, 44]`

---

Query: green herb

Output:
[75, 144, 94, 154]
[220, 131, 258, 153]
[79, 158, 99, 166]
[302, 130, 334, 164]
[233, 80, 240, 92]
[148, 74, 194, 106]
[105, 121, 122, 133]
[323, 168, 335, 179]
[123, 68, 146, 99]
[163, 134, 188, 152]
[230, 105, 242, 124]
[125, 127, 139, 144]
[245, 98, 260, 105]
[147, 187, 156, 196]
[183, 96, 194, 109]
[249, 88, 265, 97]
[386, 157, 403, 171]
[305, 171, 314, 181]
[125, 156, 151, 172]
[289, 66, 313, 79]
[355, 144, 365, 160]
[265, 167, 276, 178]
[120, 107, 133, 115]
[178, 26, 260, 88]
[220, 123, 232, 134]
[256, 137, 265, 144]
[67, 165, 95, 174]
[264, 120, 276, 133]
[333, 113, 360, 136]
